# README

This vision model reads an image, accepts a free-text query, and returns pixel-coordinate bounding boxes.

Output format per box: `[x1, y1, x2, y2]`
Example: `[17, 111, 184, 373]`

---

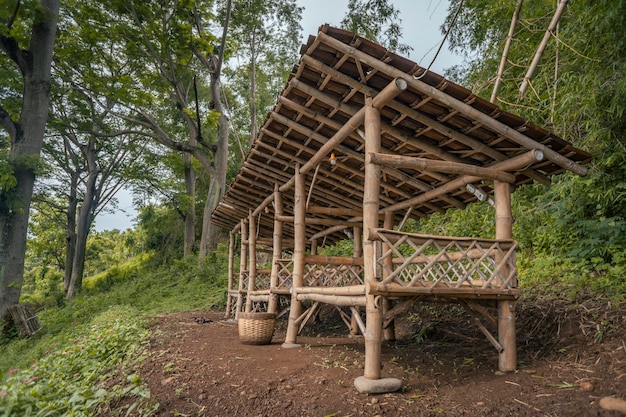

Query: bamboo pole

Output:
[245, 210, 257, 312]
[494, 180, 517, 372]
[491, 0, 524, 103]
[307, 206, 362, 217]
[351, 226, 363, 337]
[224, 231, 235, 318]
[317, 32, 587, 177]
[236, 220, 248, 318]
[298, 78, 408, 176]
[383, 149, 544, 213]
[283, 165, 306, 347]
[299, 54, 550, 186]
[296, 293, 367, 307]
[519, 0, 569, 96]
[363, 97, 383, 380]
[369, 152, 517, 183]
[304, 254, 364, 265]
[382, 211, 396, 342]
[268, 185, 283, 314]
[296, 285, 365, 296]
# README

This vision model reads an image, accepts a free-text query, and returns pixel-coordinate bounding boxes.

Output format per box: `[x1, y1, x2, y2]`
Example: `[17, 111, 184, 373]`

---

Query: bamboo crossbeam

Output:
[298, 77, 408, 176]
[295, 285, 365, 296]
[370, 228, 517, 248]
[296, 293, 367, 306]
[317, 32, 587, 177]
[307, 205, 362, 217]
[304, 254, 364, 265]
[370, 282, 520, 299]
[300, 54, 550, 186]
[369, 153, 517, 183]
[382, 149, 544, 213]
[387, 248, 501, 264]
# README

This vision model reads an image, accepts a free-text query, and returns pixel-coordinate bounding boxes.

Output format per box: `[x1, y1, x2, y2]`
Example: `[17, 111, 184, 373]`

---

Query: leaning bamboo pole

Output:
[283, 165, 306, 347]
[268, 185, 283, 314]
[494, 180, 517, 372]
[363, 97, 383, 380]
[245, 210, 257, 312]
[519, 0, 569, 97]
[492, 0, 524, 103]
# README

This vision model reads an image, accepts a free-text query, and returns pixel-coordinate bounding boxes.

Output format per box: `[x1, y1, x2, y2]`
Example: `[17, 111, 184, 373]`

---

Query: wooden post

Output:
[363, 97, 382, 379]
[382, 211, 396, 342]
[350, 226, 362, 337]
[245, 210, 257, 312]
[310, 238, 318, 256]
[283, 164, 306, 347]
[494, 180, 517, 372]
[236, 219, 248, 318]
[224, 231, 235, 318]
[268, 185, 283, 314]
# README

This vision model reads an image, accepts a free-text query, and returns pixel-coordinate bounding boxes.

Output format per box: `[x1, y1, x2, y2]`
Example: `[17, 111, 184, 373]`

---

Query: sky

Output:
[95, 0, 460, 232]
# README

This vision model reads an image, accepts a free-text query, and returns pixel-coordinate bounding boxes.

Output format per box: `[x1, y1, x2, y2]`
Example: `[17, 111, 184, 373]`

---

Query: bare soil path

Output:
[134, 303, 626, 417]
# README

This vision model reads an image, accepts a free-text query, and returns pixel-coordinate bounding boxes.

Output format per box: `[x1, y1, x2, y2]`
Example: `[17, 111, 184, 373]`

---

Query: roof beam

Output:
[369, 153, 517, 183]
[384, 150, 544, 213]
[317, 32, 587, 177]
[298, 77, 408, 176]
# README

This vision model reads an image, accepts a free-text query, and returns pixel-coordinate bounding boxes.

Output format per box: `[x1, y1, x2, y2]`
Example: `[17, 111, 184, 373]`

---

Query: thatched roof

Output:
[211, 25, 591, 246]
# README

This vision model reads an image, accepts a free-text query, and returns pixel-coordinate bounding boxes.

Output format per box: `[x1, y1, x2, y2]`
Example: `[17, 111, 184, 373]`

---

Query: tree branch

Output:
[0, 103, 19, 143]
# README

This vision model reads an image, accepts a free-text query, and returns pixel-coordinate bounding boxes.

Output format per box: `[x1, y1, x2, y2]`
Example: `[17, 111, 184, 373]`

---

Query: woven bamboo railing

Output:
[369, 229, 519, 299]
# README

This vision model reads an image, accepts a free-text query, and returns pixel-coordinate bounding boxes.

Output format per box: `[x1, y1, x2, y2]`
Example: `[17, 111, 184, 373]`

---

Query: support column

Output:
[245, 210, 257, 312]
[494, 180, 517, 372]
[350, 226, 362, 337]
[283, 164, 306, 348]
[382, 211, 396, 342]
[236, 220, 248, 319]
[224, 231, 235, 318]
[268, 186, 283, 314]
[354, 97, 402, 394]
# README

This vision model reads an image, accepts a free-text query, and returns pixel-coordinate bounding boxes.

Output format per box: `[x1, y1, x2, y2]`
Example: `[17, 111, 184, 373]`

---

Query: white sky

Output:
[95, 0, 460, 231]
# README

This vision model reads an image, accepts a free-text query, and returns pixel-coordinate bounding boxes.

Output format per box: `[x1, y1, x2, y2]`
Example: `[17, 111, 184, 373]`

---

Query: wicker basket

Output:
[238, 312, 276, 345]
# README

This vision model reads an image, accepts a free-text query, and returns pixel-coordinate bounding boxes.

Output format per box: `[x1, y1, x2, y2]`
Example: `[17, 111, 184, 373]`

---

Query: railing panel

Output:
[373, 229, 518, 293]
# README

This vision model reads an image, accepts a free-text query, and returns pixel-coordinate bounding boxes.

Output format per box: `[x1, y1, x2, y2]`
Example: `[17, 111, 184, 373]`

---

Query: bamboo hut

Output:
[212, 26, 591, 394]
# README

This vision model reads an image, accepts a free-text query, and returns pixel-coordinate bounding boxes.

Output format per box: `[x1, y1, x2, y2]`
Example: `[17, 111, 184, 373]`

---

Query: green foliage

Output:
[0, 306, 154, 416]
[340, 0, 412, 54]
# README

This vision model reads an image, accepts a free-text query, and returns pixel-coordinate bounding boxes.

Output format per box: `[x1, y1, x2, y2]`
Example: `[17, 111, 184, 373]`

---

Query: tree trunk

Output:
[249, 29, 258, 146]
[200, 78, 229, 255]
[63, 172, 79, 293]
[0, 0, 59, 318]
[66, 138, 99, 299]
[199, 0, 232, 256]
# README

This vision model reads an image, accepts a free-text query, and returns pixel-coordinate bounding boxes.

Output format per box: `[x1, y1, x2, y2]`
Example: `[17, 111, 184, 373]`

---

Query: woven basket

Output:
[238, 312, 276, 345]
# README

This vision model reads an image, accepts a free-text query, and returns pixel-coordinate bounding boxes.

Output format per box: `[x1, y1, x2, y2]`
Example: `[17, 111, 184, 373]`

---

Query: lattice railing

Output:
[276, 259, 294, 289]
[303, 255, 364, 287]
[372, 229, 518, 293]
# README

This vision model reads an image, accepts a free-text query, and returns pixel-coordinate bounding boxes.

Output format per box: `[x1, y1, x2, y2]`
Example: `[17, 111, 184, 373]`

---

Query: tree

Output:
[444, 0, 626, 279]
[340, 0, 412, 54]
[0, 0, 60, 318]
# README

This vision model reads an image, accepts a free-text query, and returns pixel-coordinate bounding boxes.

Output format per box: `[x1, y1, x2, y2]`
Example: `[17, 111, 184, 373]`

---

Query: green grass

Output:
[0, 246, 230, 415]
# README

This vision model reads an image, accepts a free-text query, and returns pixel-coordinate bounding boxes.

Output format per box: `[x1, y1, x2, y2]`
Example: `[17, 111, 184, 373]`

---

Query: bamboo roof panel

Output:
[211, 25, 592, 245]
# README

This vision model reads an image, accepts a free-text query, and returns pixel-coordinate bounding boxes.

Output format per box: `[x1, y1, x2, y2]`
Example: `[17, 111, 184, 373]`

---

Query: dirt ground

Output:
[132, 299, 626, 417]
